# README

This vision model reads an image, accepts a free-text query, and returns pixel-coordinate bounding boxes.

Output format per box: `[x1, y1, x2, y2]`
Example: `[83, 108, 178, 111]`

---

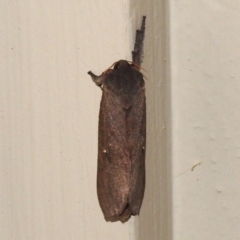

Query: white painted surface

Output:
[170, 1, 240, 239]
[0, 1, 135, 239]
[6, 0, 240, 239]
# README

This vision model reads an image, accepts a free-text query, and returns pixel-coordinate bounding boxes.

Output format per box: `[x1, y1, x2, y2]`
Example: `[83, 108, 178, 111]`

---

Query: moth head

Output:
[114, 60, 143, 73]
[113, 60, 131, 70]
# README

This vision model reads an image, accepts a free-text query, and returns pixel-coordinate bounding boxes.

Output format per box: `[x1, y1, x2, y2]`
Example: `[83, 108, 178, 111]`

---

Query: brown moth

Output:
[88, 16, 146, 223]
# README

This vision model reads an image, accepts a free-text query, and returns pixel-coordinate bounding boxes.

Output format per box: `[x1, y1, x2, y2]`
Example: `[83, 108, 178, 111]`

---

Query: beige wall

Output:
[170, 1, 240, 240]
[4, 0, 239, 240]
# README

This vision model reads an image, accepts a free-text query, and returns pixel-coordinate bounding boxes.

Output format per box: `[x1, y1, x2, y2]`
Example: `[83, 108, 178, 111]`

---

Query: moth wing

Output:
[97, 90, 130, 220]
[127, 87, 146, 214]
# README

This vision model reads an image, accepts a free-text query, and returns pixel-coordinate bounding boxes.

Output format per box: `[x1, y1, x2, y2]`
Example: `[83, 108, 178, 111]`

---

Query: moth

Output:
[88, 16, 146, 222]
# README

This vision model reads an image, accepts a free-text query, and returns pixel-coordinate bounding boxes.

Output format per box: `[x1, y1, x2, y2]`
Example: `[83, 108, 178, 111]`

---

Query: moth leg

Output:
[132, 16, 146, 67]
[88, 71, 105, 87]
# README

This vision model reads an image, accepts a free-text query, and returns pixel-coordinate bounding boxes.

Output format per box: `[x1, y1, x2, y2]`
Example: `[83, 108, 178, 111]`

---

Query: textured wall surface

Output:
[170, 1, 240, 239]
[4, 0, 238, 239]
[0, 1, 136, 239]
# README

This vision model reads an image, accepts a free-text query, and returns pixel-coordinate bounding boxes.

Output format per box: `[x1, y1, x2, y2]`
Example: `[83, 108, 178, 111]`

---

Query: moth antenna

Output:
[127, 61, 147, 72]
[102, 62, 118, 75]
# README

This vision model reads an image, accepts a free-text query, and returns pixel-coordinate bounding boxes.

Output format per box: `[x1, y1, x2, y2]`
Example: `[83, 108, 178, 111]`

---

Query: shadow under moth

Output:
[88, 16, 146, 223]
